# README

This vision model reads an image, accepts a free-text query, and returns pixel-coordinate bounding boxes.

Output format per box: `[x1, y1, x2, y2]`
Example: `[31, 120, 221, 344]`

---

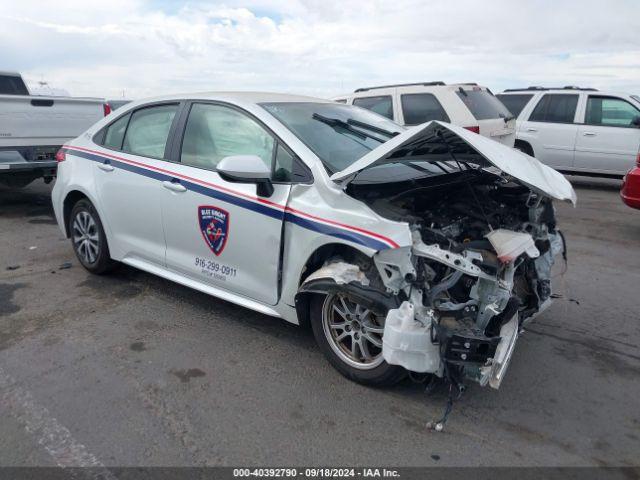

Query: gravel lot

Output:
[1, 178, 639, 467]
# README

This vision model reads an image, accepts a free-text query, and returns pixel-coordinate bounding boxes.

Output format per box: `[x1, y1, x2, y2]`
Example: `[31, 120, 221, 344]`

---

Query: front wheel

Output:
[310, 293, 405, 386]
[69, 199, 116, 274]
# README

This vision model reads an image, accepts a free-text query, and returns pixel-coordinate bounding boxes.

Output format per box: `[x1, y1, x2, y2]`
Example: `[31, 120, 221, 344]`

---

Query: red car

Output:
[621, 154, 640, 209]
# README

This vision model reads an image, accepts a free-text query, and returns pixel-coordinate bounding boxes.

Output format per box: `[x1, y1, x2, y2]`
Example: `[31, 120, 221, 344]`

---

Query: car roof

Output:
[352, 82, 486, 94]
[499, 88, 635, 97]
[127, 91, 332, 106]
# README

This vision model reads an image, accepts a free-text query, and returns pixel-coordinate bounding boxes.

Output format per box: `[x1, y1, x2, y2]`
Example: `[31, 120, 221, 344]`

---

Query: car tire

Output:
[310, 293, 406, 387]
[68, 199, 116, 274]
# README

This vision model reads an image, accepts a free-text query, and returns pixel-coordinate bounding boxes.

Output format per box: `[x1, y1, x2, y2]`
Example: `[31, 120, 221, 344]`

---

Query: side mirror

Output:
[217, 155, 274, 197]
[631, 116, 640, 128]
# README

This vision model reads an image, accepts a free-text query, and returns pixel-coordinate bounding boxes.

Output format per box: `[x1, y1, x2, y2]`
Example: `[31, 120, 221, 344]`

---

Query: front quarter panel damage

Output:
[365, 189, 569, 389]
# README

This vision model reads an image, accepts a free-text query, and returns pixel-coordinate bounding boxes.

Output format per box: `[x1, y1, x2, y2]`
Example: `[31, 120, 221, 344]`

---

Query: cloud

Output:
[0, 0, 638, 99]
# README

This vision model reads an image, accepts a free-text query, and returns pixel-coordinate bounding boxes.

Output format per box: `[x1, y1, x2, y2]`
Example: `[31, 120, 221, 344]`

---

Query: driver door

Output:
[160, 102, 291, 305]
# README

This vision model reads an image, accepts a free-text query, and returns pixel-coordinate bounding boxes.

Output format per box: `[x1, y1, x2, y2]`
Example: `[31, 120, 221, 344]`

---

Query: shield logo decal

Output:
[198, 206, 229, 256]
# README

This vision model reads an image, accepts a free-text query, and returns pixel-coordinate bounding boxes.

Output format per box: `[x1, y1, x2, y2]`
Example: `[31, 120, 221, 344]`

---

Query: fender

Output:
[295, 262, 400, 321]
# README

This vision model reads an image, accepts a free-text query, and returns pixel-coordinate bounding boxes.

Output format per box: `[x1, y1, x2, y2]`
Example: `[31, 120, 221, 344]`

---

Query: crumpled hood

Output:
[330, 121, 577, 205]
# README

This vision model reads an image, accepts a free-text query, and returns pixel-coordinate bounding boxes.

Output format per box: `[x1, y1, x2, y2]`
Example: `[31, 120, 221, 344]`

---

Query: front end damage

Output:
[368, 177, 567, 390]
[321, 121, 575, 392]
[298, 121, 575, 413]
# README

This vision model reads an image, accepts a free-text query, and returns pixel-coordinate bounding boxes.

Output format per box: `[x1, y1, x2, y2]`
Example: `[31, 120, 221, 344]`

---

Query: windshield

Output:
[261, 102, 405, 173]
[456, 88, 513, 120]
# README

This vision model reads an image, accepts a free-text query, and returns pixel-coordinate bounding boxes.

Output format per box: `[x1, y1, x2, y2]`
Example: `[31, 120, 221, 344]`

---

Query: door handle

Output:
[583, 132, 596, 137]
[98, 162, 114, 172]
[162, 180, 187, 193]
[526, 127, 538, 132]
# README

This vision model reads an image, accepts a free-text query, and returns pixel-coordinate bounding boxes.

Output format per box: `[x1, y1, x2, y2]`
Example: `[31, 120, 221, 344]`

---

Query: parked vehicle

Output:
[333, 82, 516, 147]
[496, 87, 640, 177]
[52, 93, 575, 390]
[621, 154, 640, 209]
[0, 71, 108, 187]
[106, 99, 132, 111]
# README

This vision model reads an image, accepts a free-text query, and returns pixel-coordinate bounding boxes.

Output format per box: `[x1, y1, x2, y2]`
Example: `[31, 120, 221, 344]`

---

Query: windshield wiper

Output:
[346, 119, 399, 138]
[312, 113, 386, 143]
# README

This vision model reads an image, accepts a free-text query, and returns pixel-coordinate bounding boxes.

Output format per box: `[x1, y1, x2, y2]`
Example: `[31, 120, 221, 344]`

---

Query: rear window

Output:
[352, 96, 394, 120]
[456, 88, 512, 120]
[528, 94, 578, 124]
[496, 94, 533, 117]
[400, 93, 450, 125]
[0, 75, 29, 95]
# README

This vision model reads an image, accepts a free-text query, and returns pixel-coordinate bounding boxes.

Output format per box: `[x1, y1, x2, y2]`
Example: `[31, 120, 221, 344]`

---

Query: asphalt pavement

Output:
[0, 178, 639, 467]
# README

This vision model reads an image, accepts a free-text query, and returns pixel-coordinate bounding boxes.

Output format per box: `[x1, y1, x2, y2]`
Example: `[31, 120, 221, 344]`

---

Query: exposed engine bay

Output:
[348, 169, 566, 389]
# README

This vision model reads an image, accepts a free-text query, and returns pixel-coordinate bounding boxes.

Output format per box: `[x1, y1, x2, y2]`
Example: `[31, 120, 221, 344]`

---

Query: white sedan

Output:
[52, 92, 575, 389]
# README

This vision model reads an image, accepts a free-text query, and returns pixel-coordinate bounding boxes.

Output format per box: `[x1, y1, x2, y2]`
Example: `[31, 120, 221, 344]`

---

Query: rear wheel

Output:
[69, 199, 116, 274]
[310, 292, 405, 386]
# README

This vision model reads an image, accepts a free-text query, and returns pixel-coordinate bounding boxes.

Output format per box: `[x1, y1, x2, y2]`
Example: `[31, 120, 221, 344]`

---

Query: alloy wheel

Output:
[72, 210, 100, 265]
[321, 293, 386, 370]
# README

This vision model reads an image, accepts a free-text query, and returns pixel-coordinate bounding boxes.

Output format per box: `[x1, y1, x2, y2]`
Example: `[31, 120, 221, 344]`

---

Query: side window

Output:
[102, 113, 131, 150]
[528, 94, 578, 124]
[586, 96, 640, 127]
[352, 96, 394, 120]
[400, 93, 450, 125]
[273, 144, 294, 182]
[122, 104, 178, 158]
[180, 103, 275, 171]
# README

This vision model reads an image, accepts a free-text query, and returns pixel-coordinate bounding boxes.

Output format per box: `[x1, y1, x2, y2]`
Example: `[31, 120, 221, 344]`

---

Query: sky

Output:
[1, 0, 639, 100]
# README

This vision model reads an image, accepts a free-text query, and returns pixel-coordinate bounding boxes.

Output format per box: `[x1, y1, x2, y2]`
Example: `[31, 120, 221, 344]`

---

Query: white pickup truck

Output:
[0, 71, 108, 187]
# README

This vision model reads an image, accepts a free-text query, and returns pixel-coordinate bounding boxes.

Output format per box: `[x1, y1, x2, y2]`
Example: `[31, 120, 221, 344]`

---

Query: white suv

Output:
[497, 87, 640, 177]
[333, 82, 516, 147]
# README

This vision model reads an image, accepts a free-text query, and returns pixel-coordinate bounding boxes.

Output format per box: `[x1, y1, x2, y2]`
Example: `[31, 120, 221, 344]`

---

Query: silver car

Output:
[52, 92, 576, 389]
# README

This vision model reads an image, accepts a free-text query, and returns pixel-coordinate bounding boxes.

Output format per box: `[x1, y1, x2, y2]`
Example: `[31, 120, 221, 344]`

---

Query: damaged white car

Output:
[52, 93, 576, 392]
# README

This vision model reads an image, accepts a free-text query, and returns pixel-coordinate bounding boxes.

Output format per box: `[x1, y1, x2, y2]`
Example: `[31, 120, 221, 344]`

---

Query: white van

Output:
[334, 82, 516, 147]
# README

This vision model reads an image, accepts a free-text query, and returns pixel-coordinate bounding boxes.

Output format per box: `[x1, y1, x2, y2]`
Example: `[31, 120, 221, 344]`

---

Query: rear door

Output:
[455, 86, 516, 146]
[517, 93, 579, 169]
[574, 95, 640, 175]
[160, 102, 292, 305]
[93, 103, 180, 266]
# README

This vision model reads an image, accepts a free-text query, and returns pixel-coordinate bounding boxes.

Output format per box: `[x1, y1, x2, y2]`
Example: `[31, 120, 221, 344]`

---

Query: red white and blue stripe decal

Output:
[63, 146, 400, 251]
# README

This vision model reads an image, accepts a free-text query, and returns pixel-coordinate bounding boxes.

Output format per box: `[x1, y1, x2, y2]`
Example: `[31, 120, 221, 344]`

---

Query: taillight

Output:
[464, 126, 480, 134]
[103, 103, 112, 116]
[55, 149, 66, 162]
